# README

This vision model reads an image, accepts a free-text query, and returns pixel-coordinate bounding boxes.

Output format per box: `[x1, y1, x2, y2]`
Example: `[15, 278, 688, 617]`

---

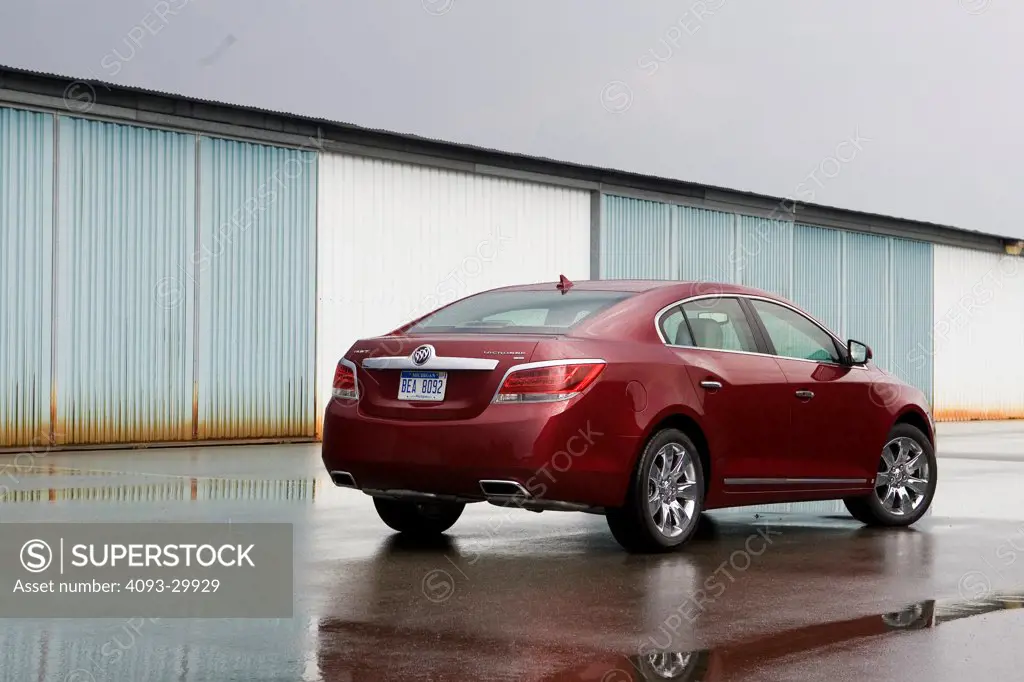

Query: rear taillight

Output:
[493, 361, 606, 403]
[332, 360, 358, 400]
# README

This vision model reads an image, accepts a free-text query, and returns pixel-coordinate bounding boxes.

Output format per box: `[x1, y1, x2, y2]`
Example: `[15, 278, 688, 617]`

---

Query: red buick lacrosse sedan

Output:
[322, 278, 937, 553]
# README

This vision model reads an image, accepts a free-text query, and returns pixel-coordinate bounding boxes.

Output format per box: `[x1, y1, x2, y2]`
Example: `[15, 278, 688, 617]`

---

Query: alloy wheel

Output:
[874, 436, 930, 516]
[646, 442, 698, 538]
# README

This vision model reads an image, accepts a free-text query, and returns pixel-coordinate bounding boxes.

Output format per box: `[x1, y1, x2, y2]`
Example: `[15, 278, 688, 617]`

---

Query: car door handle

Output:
[700, 381, 723, 391]
[795, 390, 815, 401]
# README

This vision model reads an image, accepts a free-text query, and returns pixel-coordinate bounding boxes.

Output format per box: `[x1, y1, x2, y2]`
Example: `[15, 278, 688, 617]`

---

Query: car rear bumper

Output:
[321, 396, 637, 509]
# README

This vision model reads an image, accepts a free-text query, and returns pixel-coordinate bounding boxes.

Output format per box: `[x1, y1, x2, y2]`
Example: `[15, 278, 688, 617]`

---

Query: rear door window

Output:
[680, 298, 759, 353]
[659, 307, 694, 346]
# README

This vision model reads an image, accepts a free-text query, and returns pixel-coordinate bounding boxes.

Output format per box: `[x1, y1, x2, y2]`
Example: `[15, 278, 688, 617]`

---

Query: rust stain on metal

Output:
[935, 408, 1024, 422]
[50, 382, 57, 444]
[196, 419, 316, 441]
[49, 417, 196, 446]
[192, 380, 199, 440]
[0, 425, 51, 449]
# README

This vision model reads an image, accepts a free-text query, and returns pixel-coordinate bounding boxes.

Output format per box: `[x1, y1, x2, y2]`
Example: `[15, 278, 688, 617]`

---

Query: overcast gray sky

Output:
[2, 0, 1022, 240]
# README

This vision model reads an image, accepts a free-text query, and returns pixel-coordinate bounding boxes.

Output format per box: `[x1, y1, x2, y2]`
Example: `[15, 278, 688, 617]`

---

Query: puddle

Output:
[608, 592, 1024, 681]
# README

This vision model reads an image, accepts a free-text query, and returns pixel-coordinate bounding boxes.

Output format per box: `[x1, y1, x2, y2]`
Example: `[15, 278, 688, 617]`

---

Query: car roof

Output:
[490, 279, 780, 298]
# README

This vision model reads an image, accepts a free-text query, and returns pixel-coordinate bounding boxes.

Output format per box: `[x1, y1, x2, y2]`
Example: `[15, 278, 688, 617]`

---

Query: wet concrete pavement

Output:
[0, 422, 1023, 681]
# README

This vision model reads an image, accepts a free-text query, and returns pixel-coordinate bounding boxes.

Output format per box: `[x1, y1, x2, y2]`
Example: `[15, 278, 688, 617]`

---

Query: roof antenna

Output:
[556, 274, 574, 294]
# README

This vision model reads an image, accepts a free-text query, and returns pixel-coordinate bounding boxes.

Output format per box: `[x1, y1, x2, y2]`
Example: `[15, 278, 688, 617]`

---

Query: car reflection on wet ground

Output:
[556, 592, 1024, 681]
[0, 423, 1023, 681]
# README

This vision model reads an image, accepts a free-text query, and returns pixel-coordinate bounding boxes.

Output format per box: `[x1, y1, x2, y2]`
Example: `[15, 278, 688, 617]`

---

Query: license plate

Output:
[398, 371, 447, 402]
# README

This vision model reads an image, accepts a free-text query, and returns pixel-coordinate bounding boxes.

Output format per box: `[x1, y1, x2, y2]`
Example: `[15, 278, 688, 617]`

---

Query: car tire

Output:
[372, 498, 465, 535]
[606, 428, 705, 553]
[844, 423, 937, 527]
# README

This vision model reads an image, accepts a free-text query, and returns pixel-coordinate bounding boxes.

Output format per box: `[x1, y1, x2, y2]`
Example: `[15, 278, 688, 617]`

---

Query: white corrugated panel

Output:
[933, 245, 1024, 421]
[316, 155, 591, 432]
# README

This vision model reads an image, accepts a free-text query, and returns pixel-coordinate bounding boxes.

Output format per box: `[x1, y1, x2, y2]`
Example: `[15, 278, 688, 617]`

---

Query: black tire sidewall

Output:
[373, 497, 464, 534]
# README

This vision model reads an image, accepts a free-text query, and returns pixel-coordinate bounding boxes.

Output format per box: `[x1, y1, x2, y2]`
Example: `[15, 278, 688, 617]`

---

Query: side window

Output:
[659, 307, 694, 346]
[750, 300, 840, 363]
[680, 298, 759, 353]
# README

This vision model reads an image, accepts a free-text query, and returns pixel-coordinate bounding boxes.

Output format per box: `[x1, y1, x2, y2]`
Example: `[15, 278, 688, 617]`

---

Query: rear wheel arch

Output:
[636, 411, 711, 500]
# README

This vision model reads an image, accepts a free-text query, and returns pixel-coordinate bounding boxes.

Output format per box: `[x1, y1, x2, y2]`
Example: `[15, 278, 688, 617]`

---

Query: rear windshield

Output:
[407, 290, 635, 334]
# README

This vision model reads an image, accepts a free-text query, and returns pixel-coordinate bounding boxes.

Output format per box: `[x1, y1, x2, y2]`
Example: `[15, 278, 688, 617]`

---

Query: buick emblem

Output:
[411, 345, 434, 366]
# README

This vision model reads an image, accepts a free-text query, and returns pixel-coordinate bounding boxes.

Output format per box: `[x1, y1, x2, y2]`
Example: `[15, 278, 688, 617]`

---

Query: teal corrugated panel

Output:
[197, 137, 316, 438]
[794, 224, 934, 397]
[843, 231, 890, 370]
[675, 205, 735, 284]
[736, 216, 793, 297]
[792, 223, 843, 332]
[55, 117, 196, 444]
[889, 238, 934, 399]
[0, 107, 53, 447]
[600, 195, 672, 278]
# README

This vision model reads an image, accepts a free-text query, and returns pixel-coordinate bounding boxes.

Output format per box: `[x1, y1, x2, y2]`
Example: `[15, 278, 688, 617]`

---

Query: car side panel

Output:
[773, 358, 881, 481]
[671, 348, 793, 484]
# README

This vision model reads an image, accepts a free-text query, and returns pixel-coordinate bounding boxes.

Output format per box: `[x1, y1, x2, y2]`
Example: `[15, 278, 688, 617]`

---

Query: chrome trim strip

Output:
[724, 477, 868, 485]
[654, 293, 868, 370]
[361, 356, 499, 370]
[663, 343, 869, 370]
[489, 358, 607, 404]
[665, 344, 772, 359]
[778, 355, 868, 369]
[725, 486, 872, 496]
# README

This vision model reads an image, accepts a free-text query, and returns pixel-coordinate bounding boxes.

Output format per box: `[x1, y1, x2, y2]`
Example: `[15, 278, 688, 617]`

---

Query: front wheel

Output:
[844, 423, 937, 527]
[372, 498, 464, 536]
[606, 428, 705, 553]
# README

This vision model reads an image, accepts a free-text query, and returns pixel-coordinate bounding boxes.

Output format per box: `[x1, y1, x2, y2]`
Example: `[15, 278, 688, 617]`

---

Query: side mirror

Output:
[847, 340, 872, 365]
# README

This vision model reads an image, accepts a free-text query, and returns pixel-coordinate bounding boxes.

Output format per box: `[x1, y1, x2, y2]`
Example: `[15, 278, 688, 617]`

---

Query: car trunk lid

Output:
[347, 334, 550, 420]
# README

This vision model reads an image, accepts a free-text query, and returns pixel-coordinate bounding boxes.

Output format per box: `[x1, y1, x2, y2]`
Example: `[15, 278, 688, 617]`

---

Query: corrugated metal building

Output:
[932, 245, 1024, 420]
[600, 197, 935, 399]
[315, 154, 591, 430]
[1, 65, 1022, 450]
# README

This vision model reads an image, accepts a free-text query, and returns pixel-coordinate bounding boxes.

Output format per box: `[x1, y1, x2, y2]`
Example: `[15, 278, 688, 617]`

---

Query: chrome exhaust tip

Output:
[478, 479, 530, 500]
[329, 470, 358, 489]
